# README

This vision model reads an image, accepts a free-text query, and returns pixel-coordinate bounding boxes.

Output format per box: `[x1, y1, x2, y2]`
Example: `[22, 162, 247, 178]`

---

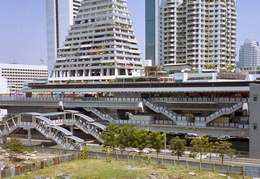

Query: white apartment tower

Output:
[146, 0, 237, 72]
[48, 0, 143, 83]
[238, 39, 260, 69]
[46, 0, 82, 74]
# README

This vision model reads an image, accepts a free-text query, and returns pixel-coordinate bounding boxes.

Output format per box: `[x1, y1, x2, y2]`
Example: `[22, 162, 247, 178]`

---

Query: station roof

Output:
[22, 86, 249, 93]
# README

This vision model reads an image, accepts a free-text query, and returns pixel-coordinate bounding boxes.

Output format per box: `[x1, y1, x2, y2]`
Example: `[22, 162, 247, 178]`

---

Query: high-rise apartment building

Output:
[48, 0, 143, 84]
[46, 0, 82, 74]
[238, 39, 260, 69]
[145, 0, 237, 72]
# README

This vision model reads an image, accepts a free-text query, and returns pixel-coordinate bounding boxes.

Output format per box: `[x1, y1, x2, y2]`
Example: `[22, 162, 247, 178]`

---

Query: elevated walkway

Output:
[0, 111, 106, 150]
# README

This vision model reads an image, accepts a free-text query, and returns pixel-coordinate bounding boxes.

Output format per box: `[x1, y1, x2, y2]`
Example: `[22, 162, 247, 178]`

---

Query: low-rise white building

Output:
[0, 63, 48, 92]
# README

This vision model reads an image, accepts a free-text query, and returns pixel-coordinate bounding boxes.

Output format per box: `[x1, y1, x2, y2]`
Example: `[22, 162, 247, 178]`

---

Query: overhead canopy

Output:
[41, 112, 68, 116]
[52, 126, 72, 135]
[68, 136, 84, 143]
[92, 122, 106, 130]
[21, 86, 250, 93]
[75, 113, 95, 123]
[35, 116, 55, 125]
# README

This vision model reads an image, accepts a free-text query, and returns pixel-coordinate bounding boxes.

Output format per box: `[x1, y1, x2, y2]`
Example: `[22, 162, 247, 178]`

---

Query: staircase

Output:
[143, 99, 178, 122]
[74, 114, 105, 143]
[84, 107, 116, 123]
[205, 101, 246, 123]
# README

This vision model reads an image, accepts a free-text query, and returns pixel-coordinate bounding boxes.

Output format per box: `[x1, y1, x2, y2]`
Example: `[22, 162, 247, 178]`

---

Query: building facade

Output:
[46, 0, 82, 74]
[0, 63, 48, 92]
[238, 39, 260, 69]
[48, 0, 144, 84]
[145, 0, 237, 72]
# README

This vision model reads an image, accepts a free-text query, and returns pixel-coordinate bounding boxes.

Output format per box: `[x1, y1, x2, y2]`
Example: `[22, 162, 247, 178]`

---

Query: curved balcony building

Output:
[49, 0, 143, 83]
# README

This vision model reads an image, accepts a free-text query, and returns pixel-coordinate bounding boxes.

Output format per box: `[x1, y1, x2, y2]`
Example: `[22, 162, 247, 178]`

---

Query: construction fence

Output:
[0, 146, 253, 178]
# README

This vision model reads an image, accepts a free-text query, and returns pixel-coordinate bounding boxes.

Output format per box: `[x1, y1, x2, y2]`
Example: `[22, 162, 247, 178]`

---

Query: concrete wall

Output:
[130, 115, 153, 121]
[249, 84, 260, 158]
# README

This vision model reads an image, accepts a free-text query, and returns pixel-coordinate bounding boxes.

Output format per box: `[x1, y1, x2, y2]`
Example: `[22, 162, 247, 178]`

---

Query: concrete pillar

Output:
[66, 137, 68, 149]
[70, 127, 74, 134]
[106, 68, 110, 76]
[27, 129, 32, 146]
[101, 69, 104, 76]
[115, 68, 118, 76]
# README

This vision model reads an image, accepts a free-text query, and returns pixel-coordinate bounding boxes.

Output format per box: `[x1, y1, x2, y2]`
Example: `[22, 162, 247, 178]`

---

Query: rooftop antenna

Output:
[40, 58, 44, 65]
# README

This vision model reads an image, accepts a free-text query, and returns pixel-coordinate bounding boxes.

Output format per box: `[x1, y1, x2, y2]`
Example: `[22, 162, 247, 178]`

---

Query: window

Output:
[253, 123, 258, 131]
[254, 96, 258, 101]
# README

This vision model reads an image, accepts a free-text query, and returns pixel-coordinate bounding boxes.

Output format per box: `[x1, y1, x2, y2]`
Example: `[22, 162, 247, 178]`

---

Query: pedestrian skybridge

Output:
[0, 110, 105, 150]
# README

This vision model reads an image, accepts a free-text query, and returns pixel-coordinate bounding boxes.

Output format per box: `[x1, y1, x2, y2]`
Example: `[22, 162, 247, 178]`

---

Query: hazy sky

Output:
[0, 0, 259, 65]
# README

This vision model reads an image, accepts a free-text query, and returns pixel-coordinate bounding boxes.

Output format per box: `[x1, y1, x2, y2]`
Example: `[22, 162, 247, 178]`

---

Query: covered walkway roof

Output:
[35, 116, 55, 125]
[52, 126, 72, 136]
[68, 136, 84, 143]
[75, 113, 95, 122]
[92, 122, 106, 130]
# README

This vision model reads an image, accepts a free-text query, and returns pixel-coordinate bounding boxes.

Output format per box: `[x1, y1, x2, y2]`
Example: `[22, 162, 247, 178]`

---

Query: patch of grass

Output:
[12, 159, 251, 179]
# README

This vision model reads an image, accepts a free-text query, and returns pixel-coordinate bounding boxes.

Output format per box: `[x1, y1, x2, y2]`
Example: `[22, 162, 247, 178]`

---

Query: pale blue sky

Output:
[0, 0, 259, 65]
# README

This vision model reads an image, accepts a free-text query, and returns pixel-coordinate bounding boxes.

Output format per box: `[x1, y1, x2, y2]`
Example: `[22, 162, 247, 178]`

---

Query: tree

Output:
[102, 147, 113, 162]
[149, 131, 165, 158]
[225, 65, 234, 73]
[80, 146, 90, 160]
[169, 136, 186, 160]
[117, 124, 137, 152]
[100, 124, 120, 150]
[133, 128, 150, 157]
[215, 141, 235, 164]
[207, 142, 216, 163]
[190, 135, 209, 163]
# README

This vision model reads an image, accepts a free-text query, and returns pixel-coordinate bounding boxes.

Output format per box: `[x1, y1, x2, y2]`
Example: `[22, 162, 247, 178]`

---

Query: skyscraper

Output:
[238, 39, 260, 69]
[48, 0, 143, 83]
[145, 0, 237, 72]
[46, 0, 82, 74]
[145, 0, 161, 65]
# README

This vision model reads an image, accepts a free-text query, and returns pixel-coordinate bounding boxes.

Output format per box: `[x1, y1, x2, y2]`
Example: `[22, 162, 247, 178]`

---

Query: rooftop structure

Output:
[145, 0, 237, 72]
[48, 0, 144, 84]
[0, 63, 48, 92]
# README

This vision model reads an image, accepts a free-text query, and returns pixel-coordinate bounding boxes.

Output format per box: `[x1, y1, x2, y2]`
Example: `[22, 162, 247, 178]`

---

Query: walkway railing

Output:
[0, 95, 248, 104]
